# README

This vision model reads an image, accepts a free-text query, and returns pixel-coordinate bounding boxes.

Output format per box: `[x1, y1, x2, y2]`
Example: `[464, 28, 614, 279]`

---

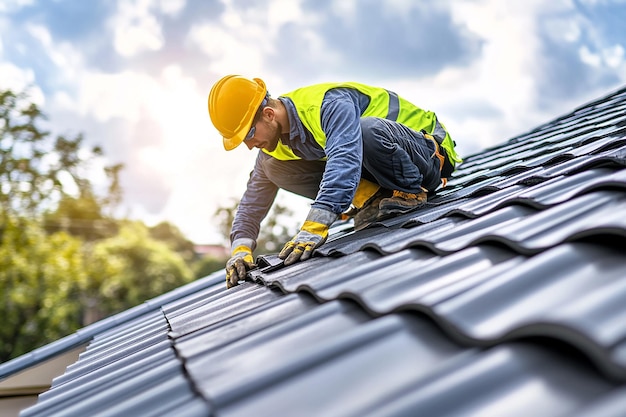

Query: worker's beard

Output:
[265, 121, 283, 152]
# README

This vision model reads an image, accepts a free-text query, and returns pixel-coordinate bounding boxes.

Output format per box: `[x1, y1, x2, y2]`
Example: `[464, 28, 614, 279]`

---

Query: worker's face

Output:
[244, 108, 280, 152]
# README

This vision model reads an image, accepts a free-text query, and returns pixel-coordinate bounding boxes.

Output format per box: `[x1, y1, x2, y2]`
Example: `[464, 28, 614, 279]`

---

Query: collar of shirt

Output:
[278, 96, 308, 144]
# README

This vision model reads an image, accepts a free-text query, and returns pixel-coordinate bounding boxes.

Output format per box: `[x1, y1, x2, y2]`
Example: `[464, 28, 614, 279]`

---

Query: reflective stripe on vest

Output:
[387, 90, 399, 121]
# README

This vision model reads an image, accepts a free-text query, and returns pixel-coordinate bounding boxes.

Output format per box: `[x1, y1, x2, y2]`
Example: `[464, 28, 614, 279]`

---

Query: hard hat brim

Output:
[223, 132, 245, 151]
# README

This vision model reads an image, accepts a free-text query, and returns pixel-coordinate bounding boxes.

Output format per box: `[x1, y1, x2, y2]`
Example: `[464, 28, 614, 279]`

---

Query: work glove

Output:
[279, 207, 338, 266]
[225, 238, 257, 288]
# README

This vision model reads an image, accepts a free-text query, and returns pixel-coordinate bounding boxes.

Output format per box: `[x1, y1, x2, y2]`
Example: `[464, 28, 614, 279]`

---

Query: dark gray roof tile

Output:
[173, 293, 320, 358]
[360, 341, 616, 417]
[570, 387, 626, 417]
[21, 310, 210, 417]
[167, 282, 283, 338]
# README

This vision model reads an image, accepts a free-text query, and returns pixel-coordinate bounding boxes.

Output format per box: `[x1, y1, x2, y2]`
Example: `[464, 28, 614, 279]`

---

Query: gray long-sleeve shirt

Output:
[231, 88, 371, 246]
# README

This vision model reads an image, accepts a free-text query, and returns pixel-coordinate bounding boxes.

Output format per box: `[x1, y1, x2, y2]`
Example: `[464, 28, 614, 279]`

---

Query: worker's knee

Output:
[360, 117, 394, 155]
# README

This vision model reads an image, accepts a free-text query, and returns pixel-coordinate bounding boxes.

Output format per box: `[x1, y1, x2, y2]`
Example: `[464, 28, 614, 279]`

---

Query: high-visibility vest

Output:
[263, 82, 462, 166]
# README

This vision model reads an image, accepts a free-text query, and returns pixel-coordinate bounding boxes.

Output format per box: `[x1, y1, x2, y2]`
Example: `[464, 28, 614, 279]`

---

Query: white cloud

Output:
[60, 70, 152, 121]
[329, 0, 356, 20]
[26, 23, 84, 79]
[266, 0, 303, 27]
[602, 44, 624, 68]
[110, 0, 165, 57]
[544, 16, 582, 43]
[186, 0, 329, 93]
[158, 0, 186, 16]
[49, 61, 262, 243]
[404, 0, 550, 151]
[187, 24, 266, 75]
[25, 23, 52, 45]
[186, 0, 305, 76]
[579, 0, 626, 5]
[579, 43, 624, 70]
[0, 0, 33, 13]
[579, 45, 602, 67]
[0, 62, 34, 89]
[189, 0, 307, 53]
[11, 1, 259, 242]
[0, 62, 44, 104]
[363, 0, 618, 157]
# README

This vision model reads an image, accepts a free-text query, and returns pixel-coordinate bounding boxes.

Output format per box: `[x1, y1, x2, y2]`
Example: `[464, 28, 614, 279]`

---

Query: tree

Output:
[149, 221, 196, 263]
[83, 221, 194, 320]
[0, 88, 199, 357]
[214, 198, 239, 247]
[214, 198, 299, 255]
[256, 202, 299, 254]
[43, 190, 119, 242]
[193, 255, 227, 279]
[0, 89, 107, 217]
[102, 163, 124, 216]
[0, 216, 86, 361]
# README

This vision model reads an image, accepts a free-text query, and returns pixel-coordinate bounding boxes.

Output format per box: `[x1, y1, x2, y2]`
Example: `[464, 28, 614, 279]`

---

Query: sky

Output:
[1, 0, 625, 245]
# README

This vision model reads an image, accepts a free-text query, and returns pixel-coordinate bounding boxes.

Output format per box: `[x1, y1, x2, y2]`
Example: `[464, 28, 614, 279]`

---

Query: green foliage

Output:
[84, 221, 194, 319]
[0, 217, 196, 360]
[214, 198, 238, 247]
[214, 198, 299, 256]
[102, 163, 124, 216]
[0, 89, 105, 216]
[149, 221, 195, 263]
[0, 216, 86, 362]
[0, 89, 200, 361]
[256, 202, 298, 254]
[193, 255, 227, 279]
[43, 191, 119, 241]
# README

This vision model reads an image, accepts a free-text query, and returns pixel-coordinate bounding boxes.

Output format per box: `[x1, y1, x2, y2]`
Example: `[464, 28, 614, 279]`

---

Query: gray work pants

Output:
[261, 117, 442, 199]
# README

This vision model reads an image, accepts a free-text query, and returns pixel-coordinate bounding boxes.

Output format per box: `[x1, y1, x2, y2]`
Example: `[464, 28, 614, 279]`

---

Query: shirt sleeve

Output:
[230, 151, 279, 247]
[311, 88, 365, 214]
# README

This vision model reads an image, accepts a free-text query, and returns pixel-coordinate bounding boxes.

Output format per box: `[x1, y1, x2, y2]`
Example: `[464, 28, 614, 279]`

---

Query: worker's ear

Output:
[261, 106, 274, 121]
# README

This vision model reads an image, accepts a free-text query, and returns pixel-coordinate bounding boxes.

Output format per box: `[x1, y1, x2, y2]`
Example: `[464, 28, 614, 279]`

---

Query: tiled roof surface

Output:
[14, 85, 626, 416]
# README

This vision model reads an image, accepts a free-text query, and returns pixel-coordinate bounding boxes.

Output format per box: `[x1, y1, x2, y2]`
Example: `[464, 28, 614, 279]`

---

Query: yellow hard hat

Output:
[208, 75, 267, 150]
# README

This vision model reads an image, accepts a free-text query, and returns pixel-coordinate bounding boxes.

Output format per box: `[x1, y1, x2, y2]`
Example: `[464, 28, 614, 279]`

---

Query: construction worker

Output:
[208, 75, 462, 288]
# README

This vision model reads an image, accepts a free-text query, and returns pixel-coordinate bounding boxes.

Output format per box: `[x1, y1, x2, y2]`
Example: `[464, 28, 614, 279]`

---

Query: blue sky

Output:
[1, 0, 625, 244]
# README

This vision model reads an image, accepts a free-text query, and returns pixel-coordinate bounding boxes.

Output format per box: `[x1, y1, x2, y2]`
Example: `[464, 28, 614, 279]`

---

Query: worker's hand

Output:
[225, 239, 256, 288]
[279, 207, 338, 266]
